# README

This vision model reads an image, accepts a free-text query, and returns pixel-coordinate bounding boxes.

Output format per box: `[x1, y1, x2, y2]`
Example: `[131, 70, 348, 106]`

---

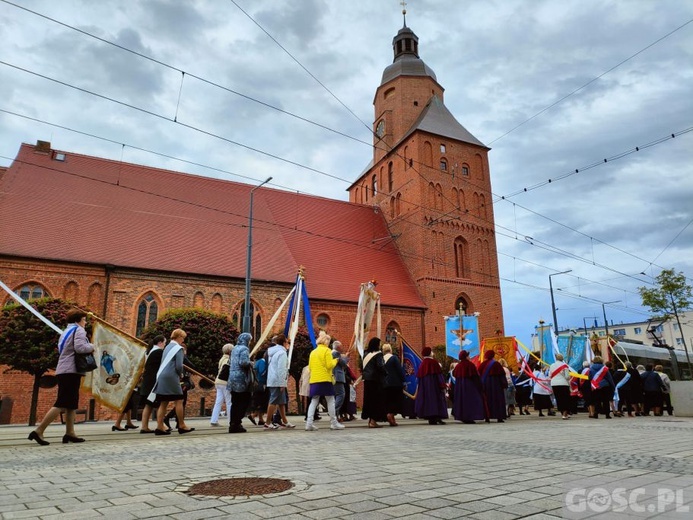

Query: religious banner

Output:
[534, 323, 558, 364]
[83, 318, 147, 412]
[557, 333, 589, 373]
[480, 336, 518, 373]
[444, 314, 479, 360]
[401, 338, 422, 397]
[353, 280, 381, 358]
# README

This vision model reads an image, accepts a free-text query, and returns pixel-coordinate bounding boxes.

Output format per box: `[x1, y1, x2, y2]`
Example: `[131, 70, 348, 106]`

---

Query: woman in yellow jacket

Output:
[305, 331, 345, 431]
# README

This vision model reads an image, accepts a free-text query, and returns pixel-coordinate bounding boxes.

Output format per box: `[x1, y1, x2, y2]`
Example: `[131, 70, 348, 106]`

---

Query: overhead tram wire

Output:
[3, 6, 684, 288]
[0, 60, 353, 185]
[649, 215, 693, 265]
[1, 95, 678, 293]
[495, 127, 693, 200]
[0, 0, 372, 147]
[0, 108, 301, 193]
[487, 17, 693, 145]
[4, 0, 686, 281]
[228, 0, 373, 134]
[1, 154, 654, 318]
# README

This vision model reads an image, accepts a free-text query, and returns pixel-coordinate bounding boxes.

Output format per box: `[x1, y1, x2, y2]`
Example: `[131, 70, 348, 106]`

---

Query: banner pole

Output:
[87, 312, 147, 346]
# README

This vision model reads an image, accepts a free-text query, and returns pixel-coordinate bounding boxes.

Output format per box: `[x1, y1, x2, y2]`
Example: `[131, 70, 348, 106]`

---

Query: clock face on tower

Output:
[376, 120, 385, 138]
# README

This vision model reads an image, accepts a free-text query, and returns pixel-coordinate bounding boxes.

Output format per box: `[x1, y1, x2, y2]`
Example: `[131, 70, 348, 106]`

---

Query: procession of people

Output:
[26, 308, 677, 446]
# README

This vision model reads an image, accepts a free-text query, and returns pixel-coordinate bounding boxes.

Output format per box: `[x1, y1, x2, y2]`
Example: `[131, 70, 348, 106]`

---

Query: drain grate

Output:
[186, 477, 294, 497]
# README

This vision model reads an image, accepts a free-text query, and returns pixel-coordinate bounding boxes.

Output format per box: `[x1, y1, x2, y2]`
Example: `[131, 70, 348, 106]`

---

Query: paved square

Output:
[1, 414, 692, 519]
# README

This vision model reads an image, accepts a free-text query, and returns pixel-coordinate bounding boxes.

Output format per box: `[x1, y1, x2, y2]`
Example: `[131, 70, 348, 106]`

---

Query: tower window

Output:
[413, 101, 418, 106]
[372, 175, 378, 196]
[462, 165, 469, 176]
[388, 162, 394, 192]
[440, 159, 447, 171]
[440, 144, 446, 153]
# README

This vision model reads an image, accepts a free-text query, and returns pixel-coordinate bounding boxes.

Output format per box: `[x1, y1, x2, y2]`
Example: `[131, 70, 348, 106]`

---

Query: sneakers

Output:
[330, 421, 345, 430]
[210, 422, 220, 427]
[280, 422, 296, 429]
[305, 423, 318, 431]
[264, 423, 279, 430]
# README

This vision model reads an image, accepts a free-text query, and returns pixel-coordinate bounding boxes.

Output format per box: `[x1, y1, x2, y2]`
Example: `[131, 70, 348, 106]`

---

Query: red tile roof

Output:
[0, 143, 425, 308]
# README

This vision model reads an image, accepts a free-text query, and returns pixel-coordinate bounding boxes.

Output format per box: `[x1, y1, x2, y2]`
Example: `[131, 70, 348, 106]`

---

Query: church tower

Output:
[348, 18, 504, 345]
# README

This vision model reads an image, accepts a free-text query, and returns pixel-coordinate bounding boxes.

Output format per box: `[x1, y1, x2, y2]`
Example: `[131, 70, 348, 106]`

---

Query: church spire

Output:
[392, 15, 419, 61]
[401, 0, 407, 27]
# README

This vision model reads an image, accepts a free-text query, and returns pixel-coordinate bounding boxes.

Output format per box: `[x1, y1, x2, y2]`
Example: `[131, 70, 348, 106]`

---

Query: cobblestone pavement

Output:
[1, 413, 692, 519]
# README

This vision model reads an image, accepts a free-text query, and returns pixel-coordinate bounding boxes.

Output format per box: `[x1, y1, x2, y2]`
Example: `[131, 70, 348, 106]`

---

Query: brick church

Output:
[0, 21, 503, 424]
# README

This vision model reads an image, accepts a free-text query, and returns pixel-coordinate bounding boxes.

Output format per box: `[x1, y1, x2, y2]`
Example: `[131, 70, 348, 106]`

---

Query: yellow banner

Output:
[480, 336, 518, 373]
[83, 319, 147, 412]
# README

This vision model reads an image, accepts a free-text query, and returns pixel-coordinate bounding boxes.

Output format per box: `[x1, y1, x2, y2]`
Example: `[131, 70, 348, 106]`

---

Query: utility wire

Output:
[1, 4, 688, 287]
[487, 18, 693, 144]
[0, 0, 373, 147]
[2, 0, 687, 281]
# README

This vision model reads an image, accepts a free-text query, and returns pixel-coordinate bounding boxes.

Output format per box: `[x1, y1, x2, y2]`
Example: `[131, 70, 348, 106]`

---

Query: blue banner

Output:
[557, 333, 587, 373]
[444, 315, 479, 359]
[535, 324, 557, 364]
[401, 340, 422, 396]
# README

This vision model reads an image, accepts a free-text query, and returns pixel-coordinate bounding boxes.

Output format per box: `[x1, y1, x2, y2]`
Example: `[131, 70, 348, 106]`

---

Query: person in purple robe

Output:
[478, 350, 508, 423]
[414, 347, 449, 425]
[452, 350, 485, 424]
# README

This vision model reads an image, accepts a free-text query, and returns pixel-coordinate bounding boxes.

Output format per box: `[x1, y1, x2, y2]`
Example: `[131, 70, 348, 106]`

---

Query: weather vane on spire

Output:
[400, 0, 407, 26]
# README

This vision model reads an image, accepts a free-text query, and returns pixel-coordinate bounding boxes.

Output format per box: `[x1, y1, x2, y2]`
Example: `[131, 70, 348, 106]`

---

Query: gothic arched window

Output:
[18, 283, 49, 301]
[136, 293, 159, 337]
[454, 236, 470, 279]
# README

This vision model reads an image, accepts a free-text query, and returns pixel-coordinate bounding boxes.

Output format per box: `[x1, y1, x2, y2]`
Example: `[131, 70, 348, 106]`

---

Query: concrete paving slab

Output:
[1, 413, 692, 519]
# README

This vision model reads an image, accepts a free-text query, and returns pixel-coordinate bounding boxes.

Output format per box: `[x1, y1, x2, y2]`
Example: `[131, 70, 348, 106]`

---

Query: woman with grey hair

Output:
[210, 343, 233, 426]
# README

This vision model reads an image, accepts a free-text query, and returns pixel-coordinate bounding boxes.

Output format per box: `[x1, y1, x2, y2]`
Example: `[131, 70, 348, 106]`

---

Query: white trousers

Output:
[211, 384, 232, 423]
[307, 394, 337, 425]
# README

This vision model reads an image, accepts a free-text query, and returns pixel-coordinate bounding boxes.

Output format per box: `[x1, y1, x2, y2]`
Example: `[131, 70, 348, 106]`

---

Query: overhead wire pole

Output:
[243, 176, 272, 334]
[549, 270, 572, 335]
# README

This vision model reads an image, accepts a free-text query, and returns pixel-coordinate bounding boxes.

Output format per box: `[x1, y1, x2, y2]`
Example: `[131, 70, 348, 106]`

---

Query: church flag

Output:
[535, 323, 558, 364]
[83, 317, 147, 413]
[353, 280, 381, 358]
[444, 314, 479, 360]
[557, 333, 588, 373]
[401, 338, 422, 397]
[480, 336, 518, 373]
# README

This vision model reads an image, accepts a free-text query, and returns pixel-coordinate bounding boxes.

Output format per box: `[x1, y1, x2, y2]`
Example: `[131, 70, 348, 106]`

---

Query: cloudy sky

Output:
[1, 0, 692, 347]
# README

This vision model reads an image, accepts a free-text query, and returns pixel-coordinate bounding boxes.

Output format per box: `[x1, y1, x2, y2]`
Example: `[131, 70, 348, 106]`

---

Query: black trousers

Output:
[230, 391, 250, 426]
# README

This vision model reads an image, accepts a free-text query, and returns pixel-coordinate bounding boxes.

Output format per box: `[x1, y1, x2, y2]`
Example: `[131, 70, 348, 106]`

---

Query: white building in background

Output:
[564, 311, 693, 351]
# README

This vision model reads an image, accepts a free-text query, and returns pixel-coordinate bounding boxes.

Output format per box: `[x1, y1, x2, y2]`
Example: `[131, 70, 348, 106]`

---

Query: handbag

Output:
[70, 330, 97, 372]
[75, 352, 97, 372]
[218, 363, 230, 382]
[245, 364, 259, 393]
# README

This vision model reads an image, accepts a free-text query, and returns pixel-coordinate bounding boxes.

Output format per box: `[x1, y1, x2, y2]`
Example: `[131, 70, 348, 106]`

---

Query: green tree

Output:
[638, 268, 693, 376]
[139, 308, 238, 379]
[0, 298, 85, 425]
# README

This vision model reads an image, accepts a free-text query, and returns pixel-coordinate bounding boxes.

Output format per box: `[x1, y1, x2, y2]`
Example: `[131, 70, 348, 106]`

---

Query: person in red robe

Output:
[478, 350, 508, 423]
[452, 350, 485, 423]
[414, 347, 449, 424]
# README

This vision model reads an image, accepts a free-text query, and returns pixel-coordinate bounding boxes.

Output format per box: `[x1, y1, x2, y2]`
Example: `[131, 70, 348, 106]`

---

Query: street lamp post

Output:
[549, 270, 572, 335]
[243, 176, 272, 334]
[601, 300, 620, 338]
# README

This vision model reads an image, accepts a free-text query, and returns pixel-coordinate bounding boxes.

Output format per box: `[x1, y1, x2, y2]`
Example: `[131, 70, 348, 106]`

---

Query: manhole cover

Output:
[186, 477, 294, 497]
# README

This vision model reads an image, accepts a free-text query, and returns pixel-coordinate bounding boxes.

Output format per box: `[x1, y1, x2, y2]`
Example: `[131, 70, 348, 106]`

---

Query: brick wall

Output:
[0, 257, 420, 423]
